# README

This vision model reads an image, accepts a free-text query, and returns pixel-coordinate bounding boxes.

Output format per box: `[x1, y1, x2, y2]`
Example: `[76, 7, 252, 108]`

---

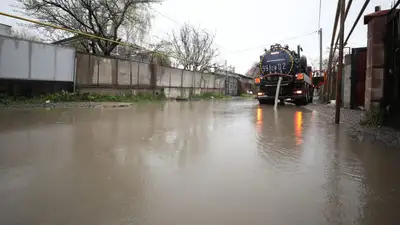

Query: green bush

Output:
[45, 90, 76, 102]
[0, 90, 166, 104]
[240, 93, 254, 98]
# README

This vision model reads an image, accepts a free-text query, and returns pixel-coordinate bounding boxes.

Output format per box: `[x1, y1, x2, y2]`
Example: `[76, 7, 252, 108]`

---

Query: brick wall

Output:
[365, 15, 386, 111]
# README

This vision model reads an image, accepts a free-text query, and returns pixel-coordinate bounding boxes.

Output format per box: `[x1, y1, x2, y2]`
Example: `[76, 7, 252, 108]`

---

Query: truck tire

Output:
[304, 90, 309, 105]
[295, 89, 309, 106]
[309, 87, 314, 103]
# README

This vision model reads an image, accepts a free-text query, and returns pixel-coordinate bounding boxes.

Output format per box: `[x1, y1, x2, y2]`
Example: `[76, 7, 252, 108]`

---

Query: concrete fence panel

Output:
[31, 43, 56, 81]
[130, 61, 140, 86]
[182, 70, 194, 87]
[169, 67, 183, 87]
[97, 57, 113, 85]
[202, 74, 215, 89]
[0, 37, 30, 80]
[138, 63, 151, 85]
[55, 47, 75, 82]
[156, 66, 170, 87]
[76, 54, 91, 85]
[117, 59, 131, 85]
[194, 72, 203, 88]
[0, 35, 75, 82]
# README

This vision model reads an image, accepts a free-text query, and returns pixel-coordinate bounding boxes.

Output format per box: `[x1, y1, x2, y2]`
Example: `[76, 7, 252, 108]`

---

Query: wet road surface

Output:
[1, 100, 400, 225]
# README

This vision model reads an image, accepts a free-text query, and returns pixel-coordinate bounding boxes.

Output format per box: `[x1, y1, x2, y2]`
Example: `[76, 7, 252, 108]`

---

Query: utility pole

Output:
[319, 28, 323, 101]
[327, 0, 341, 104]
[335, 0, 345, 124]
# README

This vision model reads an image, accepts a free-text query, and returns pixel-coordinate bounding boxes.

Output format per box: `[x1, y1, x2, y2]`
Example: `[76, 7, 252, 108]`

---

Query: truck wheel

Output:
[303, 90, 309, 105]
[295, 90, 309, 106]
[309, 88, 314, 103]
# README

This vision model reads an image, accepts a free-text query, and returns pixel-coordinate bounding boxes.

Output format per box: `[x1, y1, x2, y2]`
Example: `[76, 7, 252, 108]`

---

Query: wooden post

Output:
[335, 0, 345, 124]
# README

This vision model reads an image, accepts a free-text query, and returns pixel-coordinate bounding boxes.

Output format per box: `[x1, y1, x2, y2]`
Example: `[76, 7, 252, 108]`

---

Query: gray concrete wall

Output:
[75, 52, 229, 98]
[0, 35, 75, 82]
[343, 54, 352, 108]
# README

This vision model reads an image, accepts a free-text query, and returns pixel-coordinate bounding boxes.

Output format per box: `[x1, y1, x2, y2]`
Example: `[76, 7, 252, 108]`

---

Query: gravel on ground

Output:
[304, 103, 400, 149]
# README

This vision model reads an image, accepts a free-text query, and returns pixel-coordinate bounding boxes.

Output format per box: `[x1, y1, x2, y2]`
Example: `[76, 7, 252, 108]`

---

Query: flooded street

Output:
[1, 100, 400, 225]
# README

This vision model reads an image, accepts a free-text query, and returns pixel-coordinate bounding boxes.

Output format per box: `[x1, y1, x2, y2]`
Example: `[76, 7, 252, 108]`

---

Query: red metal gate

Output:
[351, 48, 367, 109]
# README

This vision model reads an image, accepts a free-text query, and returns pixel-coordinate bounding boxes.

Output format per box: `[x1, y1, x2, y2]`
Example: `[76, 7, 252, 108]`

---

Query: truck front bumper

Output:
[255, 94, 305, 101]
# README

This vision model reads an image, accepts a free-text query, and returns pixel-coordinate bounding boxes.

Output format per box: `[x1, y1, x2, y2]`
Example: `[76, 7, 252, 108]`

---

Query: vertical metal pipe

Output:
[335, 0, 346, 124]
[274, 77, 283, 110]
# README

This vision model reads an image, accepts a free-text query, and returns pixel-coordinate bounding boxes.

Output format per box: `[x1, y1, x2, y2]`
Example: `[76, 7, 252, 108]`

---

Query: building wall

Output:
[343, 54, 352, 108]
[365, 16, 386, 111]
[0, 24, 11, 36]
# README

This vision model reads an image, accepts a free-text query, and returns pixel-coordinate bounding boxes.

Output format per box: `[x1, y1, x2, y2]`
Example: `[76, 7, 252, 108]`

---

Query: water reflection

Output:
[256, 105, 263, 133]
[294, 111, 303, 145]
[1, 101, 400, 225]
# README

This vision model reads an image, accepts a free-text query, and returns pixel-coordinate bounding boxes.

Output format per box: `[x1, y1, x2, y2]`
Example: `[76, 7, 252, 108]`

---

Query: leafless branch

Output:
[168, 22, 219, 73]
[14, 0, 161, 55]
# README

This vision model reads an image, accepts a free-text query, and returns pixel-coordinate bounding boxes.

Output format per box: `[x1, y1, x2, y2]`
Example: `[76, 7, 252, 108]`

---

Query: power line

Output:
[0, 11, 205, 64]
[227, 30, 319, 54]
[148, 7, 229, 51]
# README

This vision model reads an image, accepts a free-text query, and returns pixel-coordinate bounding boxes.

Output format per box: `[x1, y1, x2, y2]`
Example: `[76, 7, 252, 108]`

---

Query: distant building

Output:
[245, 62, 261, 78]
[0, 23, 11, 36]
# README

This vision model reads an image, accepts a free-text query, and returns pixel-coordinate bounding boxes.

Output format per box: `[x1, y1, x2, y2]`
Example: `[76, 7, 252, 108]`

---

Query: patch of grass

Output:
[360, 109, 385, 127]
[0, 90, 166, 105]
[191, 92, 230, 100]
[240, 93, 255, 98]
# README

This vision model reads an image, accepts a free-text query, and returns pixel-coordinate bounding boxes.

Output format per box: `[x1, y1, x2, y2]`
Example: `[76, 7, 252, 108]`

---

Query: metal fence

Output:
[0, 35, 75, 82]
[384, 8, 400, 128]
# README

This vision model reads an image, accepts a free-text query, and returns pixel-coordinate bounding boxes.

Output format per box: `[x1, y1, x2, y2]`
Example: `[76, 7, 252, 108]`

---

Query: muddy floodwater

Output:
[1, 100, 400, 225]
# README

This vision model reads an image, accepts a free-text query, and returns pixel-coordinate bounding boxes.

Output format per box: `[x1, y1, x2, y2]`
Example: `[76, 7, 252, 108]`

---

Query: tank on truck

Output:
[297, 45, 303, 57]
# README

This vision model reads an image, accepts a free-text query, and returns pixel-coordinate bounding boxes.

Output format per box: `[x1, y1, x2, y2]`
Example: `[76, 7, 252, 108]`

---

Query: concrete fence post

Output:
[96, 57, 100, 86]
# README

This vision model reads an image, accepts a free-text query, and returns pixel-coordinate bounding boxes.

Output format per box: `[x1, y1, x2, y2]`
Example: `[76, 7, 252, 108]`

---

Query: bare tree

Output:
[245, 62, 261, 78]
[168, 23, 219, 72]
[14, 0, 161, 55]
[148, 40, 172, 66]
[10, 25, 43, 42]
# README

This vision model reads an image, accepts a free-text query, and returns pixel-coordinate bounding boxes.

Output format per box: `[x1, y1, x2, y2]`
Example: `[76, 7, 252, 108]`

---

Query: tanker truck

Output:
[254, 44, 314, 105]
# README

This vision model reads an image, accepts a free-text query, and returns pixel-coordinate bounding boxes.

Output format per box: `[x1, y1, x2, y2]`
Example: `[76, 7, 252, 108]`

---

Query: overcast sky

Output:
[0, 0, 394, 74]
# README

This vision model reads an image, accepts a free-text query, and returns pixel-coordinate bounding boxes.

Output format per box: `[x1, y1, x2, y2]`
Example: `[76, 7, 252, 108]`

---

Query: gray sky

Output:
[0, 0, 393, 74]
